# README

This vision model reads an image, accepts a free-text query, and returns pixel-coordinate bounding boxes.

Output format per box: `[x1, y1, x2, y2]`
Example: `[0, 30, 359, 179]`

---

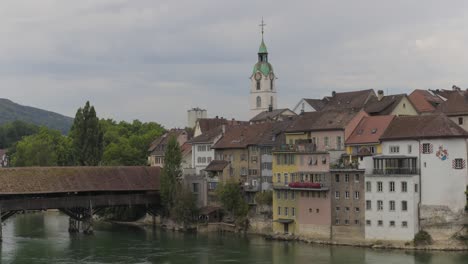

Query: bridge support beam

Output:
[68, 218, 80, 233]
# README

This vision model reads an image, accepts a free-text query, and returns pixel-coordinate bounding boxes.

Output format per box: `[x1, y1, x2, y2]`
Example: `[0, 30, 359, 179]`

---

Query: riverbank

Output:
[264, 233, 468, 252]
[109, 214, 468, 252]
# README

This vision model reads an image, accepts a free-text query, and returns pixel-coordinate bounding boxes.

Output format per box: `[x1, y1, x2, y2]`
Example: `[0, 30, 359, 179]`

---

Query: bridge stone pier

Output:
[0, 166, 161, 240]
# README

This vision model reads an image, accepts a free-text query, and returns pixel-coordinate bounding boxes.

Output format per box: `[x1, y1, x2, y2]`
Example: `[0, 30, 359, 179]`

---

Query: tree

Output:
[10, 127, 73, 167]
[69, 101, 103, 166]
[160, 136, 182, 215]
[171, 185, 198, 227]
[216, 180, 249, 218]
[0, 121, 39, 149]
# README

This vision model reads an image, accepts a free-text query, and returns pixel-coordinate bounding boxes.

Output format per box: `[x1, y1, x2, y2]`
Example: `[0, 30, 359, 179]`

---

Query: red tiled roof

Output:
[0, 166, 160, 195]
[364, 94, 406, 115]
[380, 114, 468, 140]
[148, 129, 187, 153]
[436, 90, 468, 116]
[250, 108, 296, 122]
[346, 115, 395, 145]
[408, 90, 442, 113]
[197, 118, 248, 134]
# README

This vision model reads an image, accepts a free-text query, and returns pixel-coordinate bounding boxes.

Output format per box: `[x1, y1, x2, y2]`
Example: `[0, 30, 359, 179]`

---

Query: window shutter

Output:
[429, 143, 433, 154]
[452, 159, 456, 169]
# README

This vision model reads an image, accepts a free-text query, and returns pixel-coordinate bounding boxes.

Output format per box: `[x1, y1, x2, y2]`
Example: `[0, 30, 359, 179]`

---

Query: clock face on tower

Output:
[254, 72, 262, 81]
[269, 72, 275, 80]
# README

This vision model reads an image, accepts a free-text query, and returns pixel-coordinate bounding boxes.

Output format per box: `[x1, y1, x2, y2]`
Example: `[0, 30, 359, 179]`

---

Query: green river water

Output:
[1, 212, 467, 263]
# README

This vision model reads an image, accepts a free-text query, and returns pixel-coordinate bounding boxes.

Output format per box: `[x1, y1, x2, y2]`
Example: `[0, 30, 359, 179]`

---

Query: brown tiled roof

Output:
[286, 110, 360, 133]
[204, 160, 229, 172]
[212, 123, 271, 149]
[408, 90, 443, 113]
[0, 166, 160, 195]
[380, 114, 468, 140]
[250, 108, 296, 122]
[436, 90, 468, 116]
[148, 129, 187, 154]
[322, 89, 376, 111]
[197, 118, 248, 134]
[304, 99, 327, 111]
[364, 94, 406, 115]
[190, 126, 223, 144]
[346, 115, 395, 145]
[181, 142, 192, 157]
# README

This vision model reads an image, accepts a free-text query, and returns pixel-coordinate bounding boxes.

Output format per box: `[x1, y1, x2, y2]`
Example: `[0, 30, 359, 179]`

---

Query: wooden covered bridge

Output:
[0, 166, 160, 238]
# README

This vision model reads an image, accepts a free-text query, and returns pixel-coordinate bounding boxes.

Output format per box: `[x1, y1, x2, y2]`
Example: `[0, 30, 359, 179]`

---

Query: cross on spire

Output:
[259, 17, 266, 39]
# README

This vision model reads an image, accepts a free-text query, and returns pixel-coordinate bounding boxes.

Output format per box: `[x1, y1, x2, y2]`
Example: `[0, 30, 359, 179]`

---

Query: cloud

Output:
[1, 0, 468, 128]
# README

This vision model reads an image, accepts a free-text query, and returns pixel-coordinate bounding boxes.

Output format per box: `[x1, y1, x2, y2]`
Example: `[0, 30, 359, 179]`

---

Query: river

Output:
[0, 212, 467, 263]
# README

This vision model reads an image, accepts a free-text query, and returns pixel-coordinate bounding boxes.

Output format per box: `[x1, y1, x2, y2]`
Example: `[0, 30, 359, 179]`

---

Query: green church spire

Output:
[258, 17, 268, 54]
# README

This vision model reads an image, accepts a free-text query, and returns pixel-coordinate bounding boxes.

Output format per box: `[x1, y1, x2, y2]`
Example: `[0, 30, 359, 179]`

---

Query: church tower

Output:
[250, 19, 277, 118]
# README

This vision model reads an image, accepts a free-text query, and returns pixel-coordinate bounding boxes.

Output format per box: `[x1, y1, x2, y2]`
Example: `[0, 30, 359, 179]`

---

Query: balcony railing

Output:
[373, 168, 420, 175]
[243, 184, 260, 192]
[273, 143, 323, 153]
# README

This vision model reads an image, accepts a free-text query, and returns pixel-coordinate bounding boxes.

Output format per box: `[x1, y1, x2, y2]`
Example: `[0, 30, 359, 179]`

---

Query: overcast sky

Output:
[1, 1, 468, 128]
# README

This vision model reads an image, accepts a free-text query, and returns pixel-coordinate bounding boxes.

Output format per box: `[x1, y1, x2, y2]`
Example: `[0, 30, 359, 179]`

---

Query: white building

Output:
[187, 107, 207, 129]
[292, 98, 326, 114]
[250, 31, 277, 118]
[190, 126, 224, 175]
[364, 114, 468, 241]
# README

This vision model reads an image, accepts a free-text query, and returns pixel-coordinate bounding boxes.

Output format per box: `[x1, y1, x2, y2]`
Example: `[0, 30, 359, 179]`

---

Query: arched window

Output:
[256, 96, 261, 108]
[270, 79, 273, 90]
[256, 80, 260, 90]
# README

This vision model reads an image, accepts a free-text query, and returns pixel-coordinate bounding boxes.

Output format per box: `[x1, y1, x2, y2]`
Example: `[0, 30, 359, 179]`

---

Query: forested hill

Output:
[0, 98, 73, 134]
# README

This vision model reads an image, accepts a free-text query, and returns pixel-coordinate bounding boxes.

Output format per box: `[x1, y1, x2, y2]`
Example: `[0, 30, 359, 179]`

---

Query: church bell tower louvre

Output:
[249, 18, 277, 118]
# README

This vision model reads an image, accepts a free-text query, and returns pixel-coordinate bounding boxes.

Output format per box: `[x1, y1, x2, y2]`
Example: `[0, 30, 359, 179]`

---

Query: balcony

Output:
[273, 182, 329, 191]
[372, 168, 419, 175]
[273, 143, 326, 153]
[243, 184, 260, 192]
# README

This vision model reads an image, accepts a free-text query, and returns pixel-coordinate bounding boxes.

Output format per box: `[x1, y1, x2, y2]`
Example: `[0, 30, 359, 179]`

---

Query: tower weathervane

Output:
[259, 17, 266, 39]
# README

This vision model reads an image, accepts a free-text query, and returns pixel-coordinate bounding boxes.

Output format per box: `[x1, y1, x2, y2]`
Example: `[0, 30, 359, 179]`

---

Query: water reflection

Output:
[0, 212, 467, 264]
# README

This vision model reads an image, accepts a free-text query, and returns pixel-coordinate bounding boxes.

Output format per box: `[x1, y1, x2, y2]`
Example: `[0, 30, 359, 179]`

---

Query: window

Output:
[401, 201, 408, 211]
[355, 220, 360, 225]
[276, 173, 281, 183]
[345, 191, 350, 199]
[256, 80, 260, 90]
[459, 117, 463, 125]
[377, 181, 383, 192]
[401, 182, 408, 192]
[324, 137, 329, 147]
[335, 219, 340, 225]
[345, 174, 349, 182]
[389, 201, 395, 211]
[316, 209, 319, 213]
[321, 156, 327, 165]
[207, 157, 212, 163]
[408, 145, 412, 154]
[369, 146, 376, 154]
[344, 219, 349, 225]
[336, 206, 340, 211]
[366, 200, 372, 210]
[389, 181, 395, 192]
[335, 174, 340, 182]
[422, 143, 432, 154]
[292, 208, 295, 217]
[309, 208, 312, 213]
[335, 191, 340, 199]
[285, 207, 289, 216]
[415, 184, 418, 193]
[336, 136, 342, 150]
[249, 169, 258, 175]
[276, 191, 281, 199]
[251, 156, 258, 163]
[278, 207, 281, 215]
[345, 207, 350, 211]
[454, 158, 465, 169]
[377, 200, 383, 211]
[354, 174, 360, 182]
[366, 220, 371, 226]
[366, 181, 371, 192]
[284, 173, 289, 184]
[355, 207, 360, 212]
[390, 146, 400, 153]
[354, 191, 360, 200]
[208, 182, 218, 190]
[378, 220, 383, 226]
[192, 183, 199, 193]
[283, 191, 287, 200]
[240, 154, 246, 161]
[390, 221, 395, 227]
[256, 96, 261, 108]
[402, 221, 408, 228]
[291, 191, 295, 200]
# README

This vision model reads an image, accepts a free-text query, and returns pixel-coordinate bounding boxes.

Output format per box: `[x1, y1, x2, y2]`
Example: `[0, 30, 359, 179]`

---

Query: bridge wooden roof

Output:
[0, 166, 160, 195]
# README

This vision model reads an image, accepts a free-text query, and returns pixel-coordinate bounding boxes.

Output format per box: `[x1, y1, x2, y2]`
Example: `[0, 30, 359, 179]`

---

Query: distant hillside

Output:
[0, 98, 73, 134]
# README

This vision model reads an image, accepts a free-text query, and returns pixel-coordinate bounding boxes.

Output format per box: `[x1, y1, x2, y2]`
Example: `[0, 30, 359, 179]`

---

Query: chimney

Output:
[215, 115, 219, 119]
[222, 124, 226, 134]
[377, 90, 384, 101]
[452, 85, 461, 91]
[268, 104, 273, 112]
[332, 91, 336, 97]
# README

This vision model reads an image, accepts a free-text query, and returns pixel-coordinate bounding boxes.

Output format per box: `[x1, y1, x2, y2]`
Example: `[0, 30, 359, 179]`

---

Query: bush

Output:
[414, 230, 433, 246]
[255, 191, 273, 206]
